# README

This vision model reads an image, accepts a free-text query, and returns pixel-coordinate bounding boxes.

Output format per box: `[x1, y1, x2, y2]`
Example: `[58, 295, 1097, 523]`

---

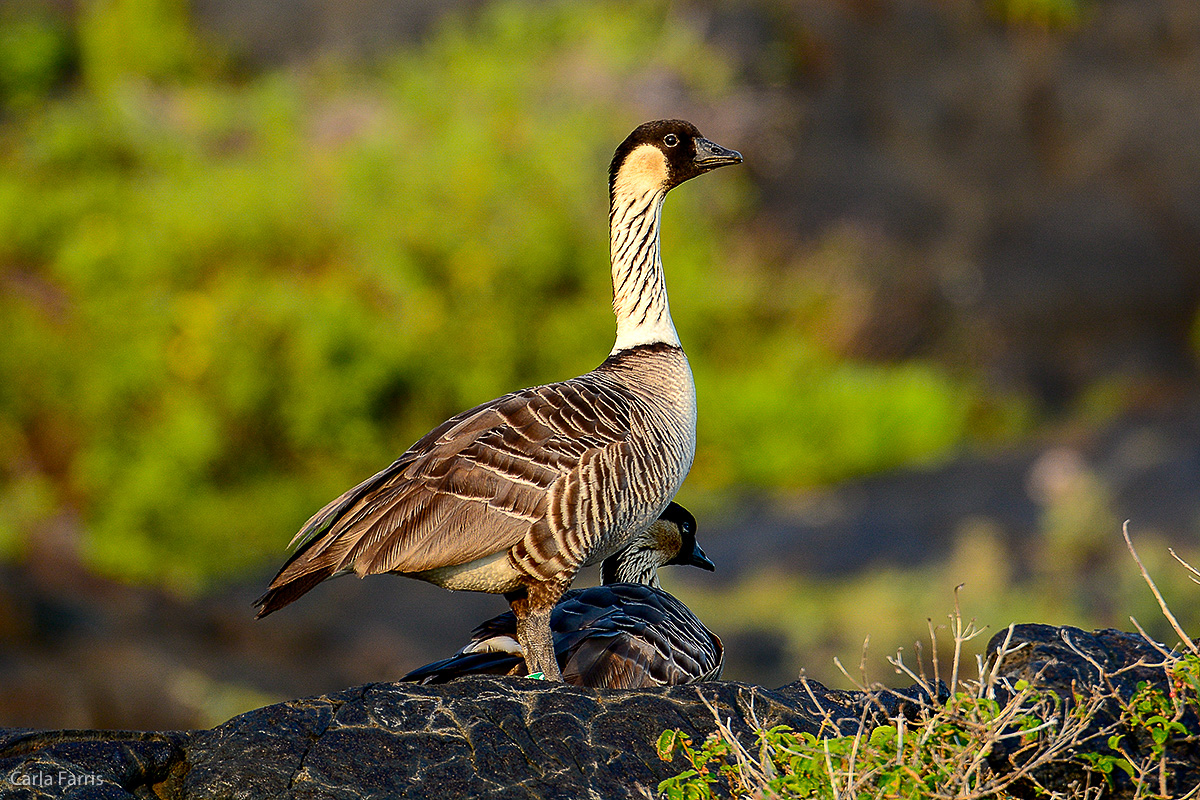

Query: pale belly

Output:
[410, 551, 524, 593]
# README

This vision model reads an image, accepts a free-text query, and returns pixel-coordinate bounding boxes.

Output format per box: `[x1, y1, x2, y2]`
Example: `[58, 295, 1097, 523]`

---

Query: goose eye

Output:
[663, 134, 679, 147]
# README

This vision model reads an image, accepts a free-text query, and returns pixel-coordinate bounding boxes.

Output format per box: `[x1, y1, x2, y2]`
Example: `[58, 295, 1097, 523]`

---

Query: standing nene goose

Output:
[401, 503, 723, 688]
[255, 120, 742, 681]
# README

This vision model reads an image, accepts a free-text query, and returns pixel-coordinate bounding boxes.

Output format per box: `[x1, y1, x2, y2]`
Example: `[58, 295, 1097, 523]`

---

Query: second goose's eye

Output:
[663, 133, 679, 147]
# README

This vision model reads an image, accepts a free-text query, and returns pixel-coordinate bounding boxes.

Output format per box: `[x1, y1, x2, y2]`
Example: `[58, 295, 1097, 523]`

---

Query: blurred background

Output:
[2, 0, 1200, 730]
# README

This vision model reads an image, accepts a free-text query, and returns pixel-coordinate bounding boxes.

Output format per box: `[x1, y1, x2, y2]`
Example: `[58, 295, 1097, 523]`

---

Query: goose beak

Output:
[687, 542, 716, 572]
[693, 137, 743, 170]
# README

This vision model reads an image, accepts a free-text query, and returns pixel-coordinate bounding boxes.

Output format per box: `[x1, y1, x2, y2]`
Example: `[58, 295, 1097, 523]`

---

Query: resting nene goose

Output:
[254, 120, 742, 681]
[401, 503, 723, 688]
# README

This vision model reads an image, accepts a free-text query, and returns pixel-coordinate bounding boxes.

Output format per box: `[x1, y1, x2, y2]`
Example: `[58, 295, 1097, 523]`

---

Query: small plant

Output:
[656, 690, 1059, 799]
[1071, 655, 1200, 799]
[1066, 529, 1200, 798]
[656, 677, 1084, 797]
[656, 609, 1083, 799]
[656, 533, 1200, 799]
[655, 727, 743, 799]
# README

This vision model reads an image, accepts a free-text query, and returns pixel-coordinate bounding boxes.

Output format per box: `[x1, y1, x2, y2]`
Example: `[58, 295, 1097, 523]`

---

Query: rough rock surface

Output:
[1, 679, 928, 799]
[985, 624, 1200, 799]
[1, 624, 1193, 799]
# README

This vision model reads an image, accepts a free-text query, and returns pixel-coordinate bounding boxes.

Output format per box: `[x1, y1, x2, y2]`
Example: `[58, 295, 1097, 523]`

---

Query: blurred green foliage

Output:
[987, 0, 1087, 30]
[78, 0, 218, 95]
[0, 0, 1018, 589]
[0, 11, 73, 112]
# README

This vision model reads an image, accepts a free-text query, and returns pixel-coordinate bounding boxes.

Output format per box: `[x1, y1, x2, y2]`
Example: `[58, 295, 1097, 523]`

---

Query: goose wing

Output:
[256, 376, 633, 616]
[399, 584, 723, 688]
[557, 584, 724, 688]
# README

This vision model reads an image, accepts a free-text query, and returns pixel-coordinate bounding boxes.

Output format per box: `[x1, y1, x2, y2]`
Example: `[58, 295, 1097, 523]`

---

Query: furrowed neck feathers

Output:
[600, 546, 662, 589]
[608, 144, 679, 354]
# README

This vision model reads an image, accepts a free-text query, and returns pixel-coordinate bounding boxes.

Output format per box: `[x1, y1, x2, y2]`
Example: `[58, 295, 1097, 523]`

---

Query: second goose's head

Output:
[609, 120, 743, 201]
[601, 502, 715, 588]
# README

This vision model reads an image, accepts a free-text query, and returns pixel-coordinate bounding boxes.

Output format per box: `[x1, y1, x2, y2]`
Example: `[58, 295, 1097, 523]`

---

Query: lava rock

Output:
[0, 625, 1192, 799]
[985, 624, 1200, 799]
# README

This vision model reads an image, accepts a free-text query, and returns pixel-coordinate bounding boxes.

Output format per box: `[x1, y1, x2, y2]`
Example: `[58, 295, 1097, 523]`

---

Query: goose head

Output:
[600, 502, 715, 587]
[609, 120, 743, 200]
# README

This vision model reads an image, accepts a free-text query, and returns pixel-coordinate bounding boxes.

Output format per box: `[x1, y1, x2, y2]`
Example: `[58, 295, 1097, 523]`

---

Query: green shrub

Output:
[658, 644, 1200, 799]
[0, 11, 74, 111]
[988, 0, 1088, 29]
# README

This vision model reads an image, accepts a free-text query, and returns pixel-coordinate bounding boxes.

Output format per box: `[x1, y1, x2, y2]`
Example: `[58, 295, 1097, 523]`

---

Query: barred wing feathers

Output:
[400, 583, 724, 689]
[556, 584, 724, 687]
[255, 376, 634, 617]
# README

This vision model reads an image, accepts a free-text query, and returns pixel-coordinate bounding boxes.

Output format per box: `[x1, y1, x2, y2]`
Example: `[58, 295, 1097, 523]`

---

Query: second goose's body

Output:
[255, 120, 742, 681]
[401, 503, 724, 688]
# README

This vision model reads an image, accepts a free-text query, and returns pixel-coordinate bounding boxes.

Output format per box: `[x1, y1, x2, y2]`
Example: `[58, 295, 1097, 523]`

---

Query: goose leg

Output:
[516, 606, 559, 681]
[507, 583, 566, 682]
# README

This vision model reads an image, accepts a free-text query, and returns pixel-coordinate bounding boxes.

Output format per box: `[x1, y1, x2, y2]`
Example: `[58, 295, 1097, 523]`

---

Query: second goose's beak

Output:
[685, 542, 716, 572]
[693, 137, 743, 170]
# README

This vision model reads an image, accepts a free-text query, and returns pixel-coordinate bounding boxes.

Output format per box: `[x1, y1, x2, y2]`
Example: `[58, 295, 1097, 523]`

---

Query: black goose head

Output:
[608, 120, 742, 199]
[660, 502, 714, 571]
[601, 502, 715, 585]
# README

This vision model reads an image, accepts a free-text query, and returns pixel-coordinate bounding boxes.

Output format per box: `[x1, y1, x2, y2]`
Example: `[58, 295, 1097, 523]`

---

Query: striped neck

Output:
[608, 184, 680, 354]
[600, 545, 662, 588]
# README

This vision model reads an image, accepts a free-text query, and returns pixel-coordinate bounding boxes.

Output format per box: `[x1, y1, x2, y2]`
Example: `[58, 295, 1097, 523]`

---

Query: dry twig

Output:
[1122, 521, 1199, 655]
